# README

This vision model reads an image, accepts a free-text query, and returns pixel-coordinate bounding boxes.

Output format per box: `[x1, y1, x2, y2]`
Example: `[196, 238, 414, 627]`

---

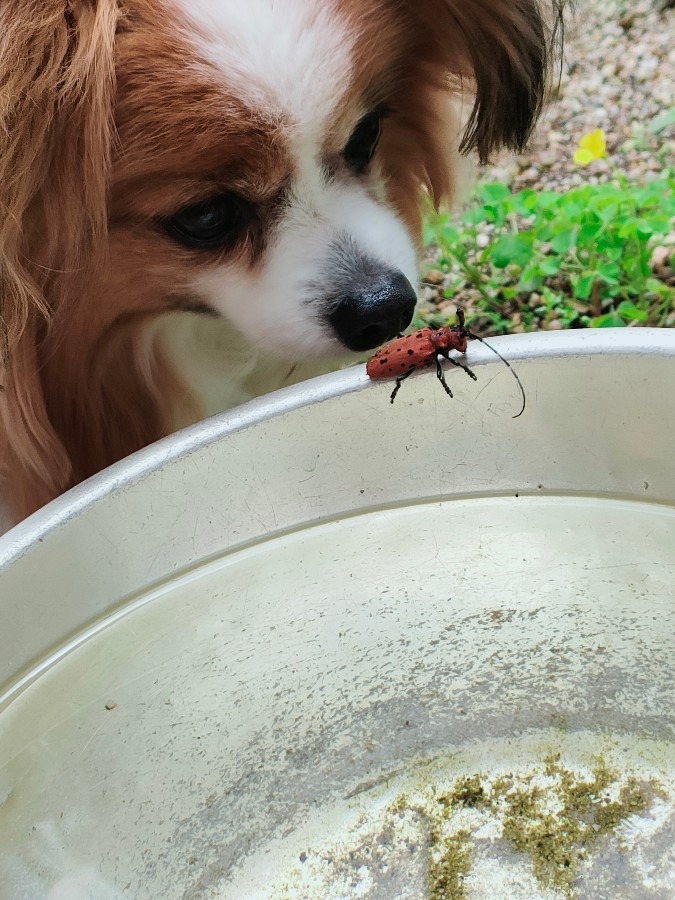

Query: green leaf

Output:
[644, 278, 672, 297]
[439, 224, 461, 244]
[597, 262, 621, 285]
[541, 287, 564, 305]
[589, 198, 621, 224]
[577, 222, 604, 246]
[516, 264, 543, 291]
[462, 205, 491, 225]
[423, 222, 437, 246]
[617, 221, 639, 240]
[616, 301, 648, 322]
[591, 313, 626, 328]
[603, 245, 623, 262]
[637, 216, 670, 237]
[479, 182, 512, 204]
[539, 256, 563, 276]
[517, 277, 544, 292]
[490, 233, 534, 268]
[574, 274, 596, 300]
[511, 189, 539, 215]
[532, 191, 561, 210]
[550, 229, 577, 254]
[561, 202, 587, 222]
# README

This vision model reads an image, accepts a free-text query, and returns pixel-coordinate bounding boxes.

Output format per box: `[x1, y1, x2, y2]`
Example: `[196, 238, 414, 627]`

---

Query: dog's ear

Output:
[410, 0, 563, 164]
[0, 0, 119, 520]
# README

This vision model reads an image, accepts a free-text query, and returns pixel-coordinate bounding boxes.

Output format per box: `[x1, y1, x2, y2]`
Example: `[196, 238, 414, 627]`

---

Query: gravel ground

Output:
[488, 0, 674, 191]
[421, 0, 674, 330]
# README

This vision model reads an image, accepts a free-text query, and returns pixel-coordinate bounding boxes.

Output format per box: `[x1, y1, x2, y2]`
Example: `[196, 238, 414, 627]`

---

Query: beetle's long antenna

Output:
[465, 328, 526, 419]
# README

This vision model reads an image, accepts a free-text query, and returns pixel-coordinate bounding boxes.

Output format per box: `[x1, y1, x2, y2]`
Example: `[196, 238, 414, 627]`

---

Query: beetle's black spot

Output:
[407, 348, 414, 355]
[379, 358, 388, 365]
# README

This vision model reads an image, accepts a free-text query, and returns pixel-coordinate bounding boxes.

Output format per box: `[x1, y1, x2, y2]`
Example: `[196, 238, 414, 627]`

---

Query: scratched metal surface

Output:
[1, 328, 675, 898]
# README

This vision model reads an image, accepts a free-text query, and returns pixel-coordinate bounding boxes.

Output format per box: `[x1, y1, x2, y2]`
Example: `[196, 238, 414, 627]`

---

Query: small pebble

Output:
[423, 269, 445, 286]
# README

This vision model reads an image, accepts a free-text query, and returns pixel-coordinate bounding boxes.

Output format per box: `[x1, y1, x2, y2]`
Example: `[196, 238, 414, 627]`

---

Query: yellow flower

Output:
[573, 129, 607, 166]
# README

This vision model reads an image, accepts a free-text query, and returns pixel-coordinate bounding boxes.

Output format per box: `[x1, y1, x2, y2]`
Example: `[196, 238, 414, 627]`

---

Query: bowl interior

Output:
[1, 330, 674, 897]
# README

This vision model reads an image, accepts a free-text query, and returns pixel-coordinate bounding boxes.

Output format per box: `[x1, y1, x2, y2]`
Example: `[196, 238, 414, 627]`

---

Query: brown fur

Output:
[0, 0, 119, 518]
[403, 0, 564, 164]
[0, 0, 561, 523]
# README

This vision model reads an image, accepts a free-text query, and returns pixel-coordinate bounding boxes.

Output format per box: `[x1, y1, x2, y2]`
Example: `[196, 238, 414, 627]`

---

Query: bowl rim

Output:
[1, 326, 675, 573]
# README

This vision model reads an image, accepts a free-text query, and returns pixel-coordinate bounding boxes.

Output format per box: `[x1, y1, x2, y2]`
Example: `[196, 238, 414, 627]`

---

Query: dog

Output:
[0, 0, 561, 525]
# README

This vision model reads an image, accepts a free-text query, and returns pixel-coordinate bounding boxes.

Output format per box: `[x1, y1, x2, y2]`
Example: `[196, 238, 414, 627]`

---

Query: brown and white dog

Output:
[0, 0, 561, 525]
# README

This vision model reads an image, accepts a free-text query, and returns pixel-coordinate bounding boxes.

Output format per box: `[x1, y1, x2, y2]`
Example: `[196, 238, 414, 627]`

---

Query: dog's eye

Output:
[344, 109, 386, 175]
[163, 194, 247, 250]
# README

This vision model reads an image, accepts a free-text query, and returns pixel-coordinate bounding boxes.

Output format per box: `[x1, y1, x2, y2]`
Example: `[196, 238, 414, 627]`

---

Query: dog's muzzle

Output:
[320, 234, 417, 352]
[327, 270, 417, 352]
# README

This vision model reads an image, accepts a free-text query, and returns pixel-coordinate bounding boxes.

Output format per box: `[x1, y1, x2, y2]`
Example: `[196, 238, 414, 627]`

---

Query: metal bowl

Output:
[1, 329, 675, 898]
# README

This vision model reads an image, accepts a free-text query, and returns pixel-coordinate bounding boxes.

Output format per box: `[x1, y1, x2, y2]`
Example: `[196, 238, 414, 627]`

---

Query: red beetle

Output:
[366, 307, 525, 416]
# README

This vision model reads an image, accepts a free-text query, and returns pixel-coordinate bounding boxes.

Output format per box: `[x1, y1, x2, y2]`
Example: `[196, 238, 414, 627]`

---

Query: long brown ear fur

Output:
[409, 0, 565, 164]
[0, 0, 120, 520]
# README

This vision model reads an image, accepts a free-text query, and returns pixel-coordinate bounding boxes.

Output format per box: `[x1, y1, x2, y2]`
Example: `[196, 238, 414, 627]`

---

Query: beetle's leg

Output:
[440, 351, 478, 382]
[435, 355, 454, 398]
[390, 366, 416, 403]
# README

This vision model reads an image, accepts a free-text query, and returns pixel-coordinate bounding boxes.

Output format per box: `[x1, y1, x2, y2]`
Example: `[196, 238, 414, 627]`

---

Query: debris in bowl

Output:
[426, 757, 664, 898]
[227, 734, 675, 899]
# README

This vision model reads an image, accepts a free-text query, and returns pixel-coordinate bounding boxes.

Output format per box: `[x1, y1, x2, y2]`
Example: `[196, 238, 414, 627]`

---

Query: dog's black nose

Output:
[328, 271, 417, 352]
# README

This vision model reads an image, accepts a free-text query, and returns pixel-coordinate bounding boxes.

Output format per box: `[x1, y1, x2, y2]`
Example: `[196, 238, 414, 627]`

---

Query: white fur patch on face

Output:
[193, 180, 418, 359]
[173, 0, 419, 359]
[178, 0, 354, 134]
